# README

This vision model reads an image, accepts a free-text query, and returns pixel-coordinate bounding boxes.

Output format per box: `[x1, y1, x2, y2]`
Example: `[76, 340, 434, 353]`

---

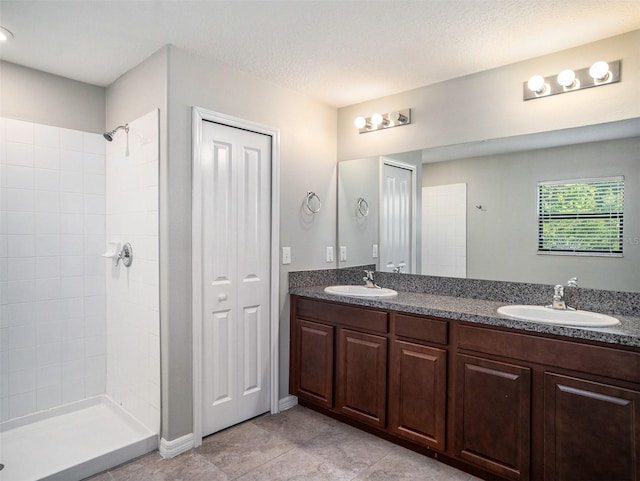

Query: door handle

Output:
[218, 294, 228, 302]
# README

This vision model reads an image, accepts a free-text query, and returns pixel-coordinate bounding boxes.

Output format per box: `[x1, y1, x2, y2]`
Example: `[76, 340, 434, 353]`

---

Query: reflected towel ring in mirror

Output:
[356, 197, 369, 217]
[305, 191, 322, 214]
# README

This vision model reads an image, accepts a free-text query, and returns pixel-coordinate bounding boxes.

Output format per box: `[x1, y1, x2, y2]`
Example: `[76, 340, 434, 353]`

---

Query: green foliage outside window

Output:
[538, 178, 624, 254]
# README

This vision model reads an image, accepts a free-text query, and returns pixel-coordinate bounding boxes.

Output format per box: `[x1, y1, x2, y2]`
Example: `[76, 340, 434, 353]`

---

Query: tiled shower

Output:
[0, 110, 160, 480]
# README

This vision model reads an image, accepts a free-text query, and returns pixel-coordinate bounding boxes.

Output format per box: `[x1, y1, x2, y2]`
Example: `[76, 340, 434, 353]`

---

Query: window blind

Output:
[537, 176, 624, 255]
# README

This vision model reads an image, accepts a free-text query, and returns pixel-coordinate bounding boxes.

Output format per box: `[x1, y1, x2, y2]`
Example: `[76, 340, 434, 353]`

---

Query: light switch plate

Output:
[339, 246, 347, 262]
[326, 246, 334, 262]
[372, 244, 379, 258]
[282, 247, 291, 265]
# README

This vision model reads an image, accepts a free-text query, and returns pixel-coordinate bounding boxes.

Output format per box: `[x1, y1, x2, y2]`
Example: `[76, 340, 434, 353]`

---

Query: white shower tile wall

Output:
[0, 117, 107, 421]
[105, 109, 160, 434]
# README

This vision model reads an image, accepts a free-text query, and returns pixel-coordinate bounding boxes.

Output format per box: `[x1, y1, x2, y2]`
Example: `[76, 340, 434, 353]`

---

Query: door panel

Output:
[380, 162, 412, 273]
[201, 120, 271, 436]
[206, 310, 233, 406]
[209, 141, 234, 285]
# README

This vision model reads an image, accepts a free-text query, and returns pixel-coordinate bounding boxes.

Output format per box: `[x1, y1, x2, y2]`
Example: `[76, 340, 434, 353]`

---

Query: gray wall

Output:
[338, 157, 380, 268]
[422, 137, 640, 292]
[337, 30, 640, 161]
[165, 46, 337, 441]
[0, 60, 105, 133]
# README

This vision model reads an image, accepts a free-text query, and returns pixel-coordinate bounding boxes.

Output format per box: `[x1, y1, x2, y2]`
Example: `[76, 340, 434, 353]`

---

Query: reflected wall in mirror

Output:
[338, 152, 421, 273]
[337, 129, 640, 292]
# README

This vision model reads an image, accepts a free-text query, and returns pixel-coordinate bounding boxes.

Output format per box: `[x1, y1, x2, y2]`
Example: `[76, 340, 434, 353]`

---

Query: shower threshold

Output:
[0, 395, 157, 481]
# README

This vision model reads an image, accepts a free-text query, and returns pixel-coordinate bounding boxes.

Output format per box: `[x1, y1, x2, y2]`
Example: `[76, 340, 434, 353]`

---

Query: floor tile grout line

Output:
[190, 450, 235, 480]
[228, 445, 299, 481]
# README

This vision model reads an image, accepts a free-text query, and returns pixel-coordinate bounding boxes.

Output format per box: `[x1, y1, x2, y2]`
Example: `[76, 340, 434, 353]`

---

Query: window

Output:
[537, 176, 624, 256]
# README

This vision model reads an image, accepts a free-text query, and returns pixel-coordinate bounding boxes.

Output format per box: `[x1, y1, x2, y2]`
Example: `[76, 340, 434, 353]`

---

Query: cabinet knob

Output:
[218, 294, 228, 301]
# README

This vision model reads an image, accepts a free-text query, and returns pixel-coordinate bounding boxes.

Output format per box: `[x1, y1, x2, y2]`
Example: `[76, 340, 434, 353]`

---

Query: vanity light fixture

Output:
[354, 108, 411, 134]
[0, 26, 14, 41]
[523, 60, 621, 101]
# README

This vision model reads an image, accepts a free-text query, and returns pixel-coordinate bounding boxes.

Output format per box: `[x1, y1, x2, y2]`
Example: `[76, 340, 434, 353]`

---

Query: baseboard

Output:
[159, 433, 195, 459]
[278, 395, 298, 411]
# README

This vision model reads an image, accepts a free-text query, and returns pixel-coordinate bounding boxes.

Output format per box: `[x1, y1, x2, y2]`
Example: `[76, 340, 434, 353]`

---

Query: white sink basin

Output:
[497, 305, 620, 327]
[324, 285, 398, 299]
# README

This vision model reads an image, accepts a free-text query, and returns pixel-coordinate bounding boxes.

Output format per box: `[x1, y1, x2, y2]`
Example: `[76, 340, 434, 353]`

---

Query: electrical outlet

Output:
[372, 244, 379, 258]
[282, 247, 291, 265]
[339, 246, 347, 262]
[326, 246, 334, 262]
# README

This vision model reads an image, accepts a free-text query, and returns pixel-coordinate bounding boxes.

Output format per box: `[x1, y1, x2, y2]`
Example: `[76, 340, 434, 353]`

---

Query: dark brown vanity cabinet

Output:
[458, 323, 640, 481]
[290, 295, 640, 481]
[336, 328, 387, 428]
[388, 313, 448, 451]
[543, 373, 640, 481]
[290, 296, 389, 427]
[293, 318, 334, 408]
[454, 354, 531, 481]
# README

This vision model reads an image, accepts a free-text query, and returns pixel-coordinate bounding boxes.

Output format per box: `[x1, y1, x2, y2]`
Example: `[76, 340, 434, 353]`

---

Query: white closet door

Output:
[380, 162, 412, 273]
[200, 120, 271, 436]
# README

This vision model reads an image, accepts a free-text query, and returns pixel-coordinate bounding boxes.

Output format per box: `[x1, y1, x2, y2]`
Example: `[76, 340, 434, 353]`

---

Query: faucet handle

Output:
[554, 285, 564, 299]
[567, 277, 579, 287]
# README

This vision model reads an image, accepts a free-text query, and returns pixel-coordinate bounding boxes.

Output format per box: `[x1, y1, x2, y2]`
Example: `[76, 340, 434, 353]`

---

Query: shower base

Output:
[0, 395, 157, 481]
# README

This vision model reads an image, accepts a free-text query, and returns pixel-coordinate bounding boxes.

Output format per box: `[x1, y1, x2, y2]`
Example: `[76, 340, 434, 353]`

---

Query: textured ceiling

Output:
[0, 0, 639, 107]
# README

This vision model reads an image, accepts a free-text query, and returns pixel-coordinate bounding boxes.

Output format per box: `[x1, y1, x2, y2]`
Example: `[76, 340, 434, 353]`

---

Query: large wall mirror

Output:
[337, 119, 640, 292]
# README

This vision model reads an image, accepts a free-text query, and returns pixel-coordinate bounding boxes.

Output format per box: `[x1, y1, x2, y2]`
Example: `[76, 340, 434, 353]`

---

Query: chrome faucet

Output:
[548, 277, 579, 310]
[392, 262, 406, 274]
[363, 270, 380, 289]
[550, 285, 567, 310]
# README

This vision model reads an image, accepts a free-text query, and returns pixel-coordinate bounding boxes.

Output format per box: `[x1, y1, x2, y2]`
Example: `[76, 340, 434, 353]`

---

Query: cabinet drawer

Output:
[297, 297, 388, 333]
[458, 324, 640, 384]
[394, 313, 448, 345]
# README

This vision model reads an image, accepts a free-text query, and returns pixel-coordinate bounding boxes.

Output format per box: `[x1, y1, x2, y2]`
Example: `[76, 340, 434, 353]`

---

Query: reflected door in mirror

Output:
[381, 162, 413, 273]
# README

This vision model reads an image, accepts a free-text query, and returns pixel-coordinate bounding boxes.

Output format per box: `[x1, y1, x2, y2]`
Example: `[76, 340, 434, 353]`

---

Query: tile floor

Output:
[87, 405, 482, 481]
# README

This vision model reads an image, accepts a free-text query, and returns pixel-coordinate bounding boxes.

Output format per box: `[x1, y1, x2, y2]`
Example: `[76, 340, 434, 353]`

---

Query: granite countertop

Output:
[290, 286, 640, 348]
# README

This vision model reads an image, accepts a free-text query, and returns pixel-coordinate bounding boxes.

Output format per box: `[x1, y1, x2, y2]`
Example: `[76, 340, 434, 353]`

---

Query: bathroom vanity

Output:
[289, 290, 640, 481]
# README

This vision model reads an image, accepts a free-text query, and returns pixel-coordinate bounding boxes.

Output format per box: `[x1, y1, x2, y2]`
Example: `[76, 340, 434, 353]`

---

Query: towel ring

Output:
[356, 197, 369, 217]
[305, 191, 322, 214]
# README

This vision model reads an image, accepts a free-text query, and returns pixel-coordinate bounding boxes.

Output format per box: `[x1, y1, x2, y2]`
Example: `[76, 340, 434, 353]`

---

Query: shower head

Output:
[103, 124, 129, 142]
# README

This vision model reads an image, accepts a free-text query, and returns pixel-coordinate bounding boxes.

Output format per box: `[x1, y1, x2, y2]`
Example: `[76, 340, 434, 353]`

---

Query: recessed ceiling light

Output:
[0, 26, 14, 42]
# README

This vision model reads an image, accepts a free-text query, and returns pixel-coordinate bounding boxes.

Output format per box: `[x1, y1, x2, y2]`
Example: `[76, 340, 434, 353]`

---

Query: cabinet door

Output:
[294, 319, 334, 408]
[455, 354, 531, 481]
[389, 340, 447, 451]
[337, 328, 387, 428]
[544, 373, 640, 481]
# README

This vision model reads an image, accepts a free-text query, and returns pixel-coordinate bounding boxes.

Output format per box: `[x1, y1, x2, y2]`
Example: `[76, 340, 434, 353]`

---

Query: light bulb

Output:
[354, 117, 366, 129]
[589, 61, 610, 81]
[557, 69, 576, 88]
[527, 75, 546, 94]
[388, 110, 408, 124]
[0, 26, 13, 42]
[371, 113, 383, 126]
